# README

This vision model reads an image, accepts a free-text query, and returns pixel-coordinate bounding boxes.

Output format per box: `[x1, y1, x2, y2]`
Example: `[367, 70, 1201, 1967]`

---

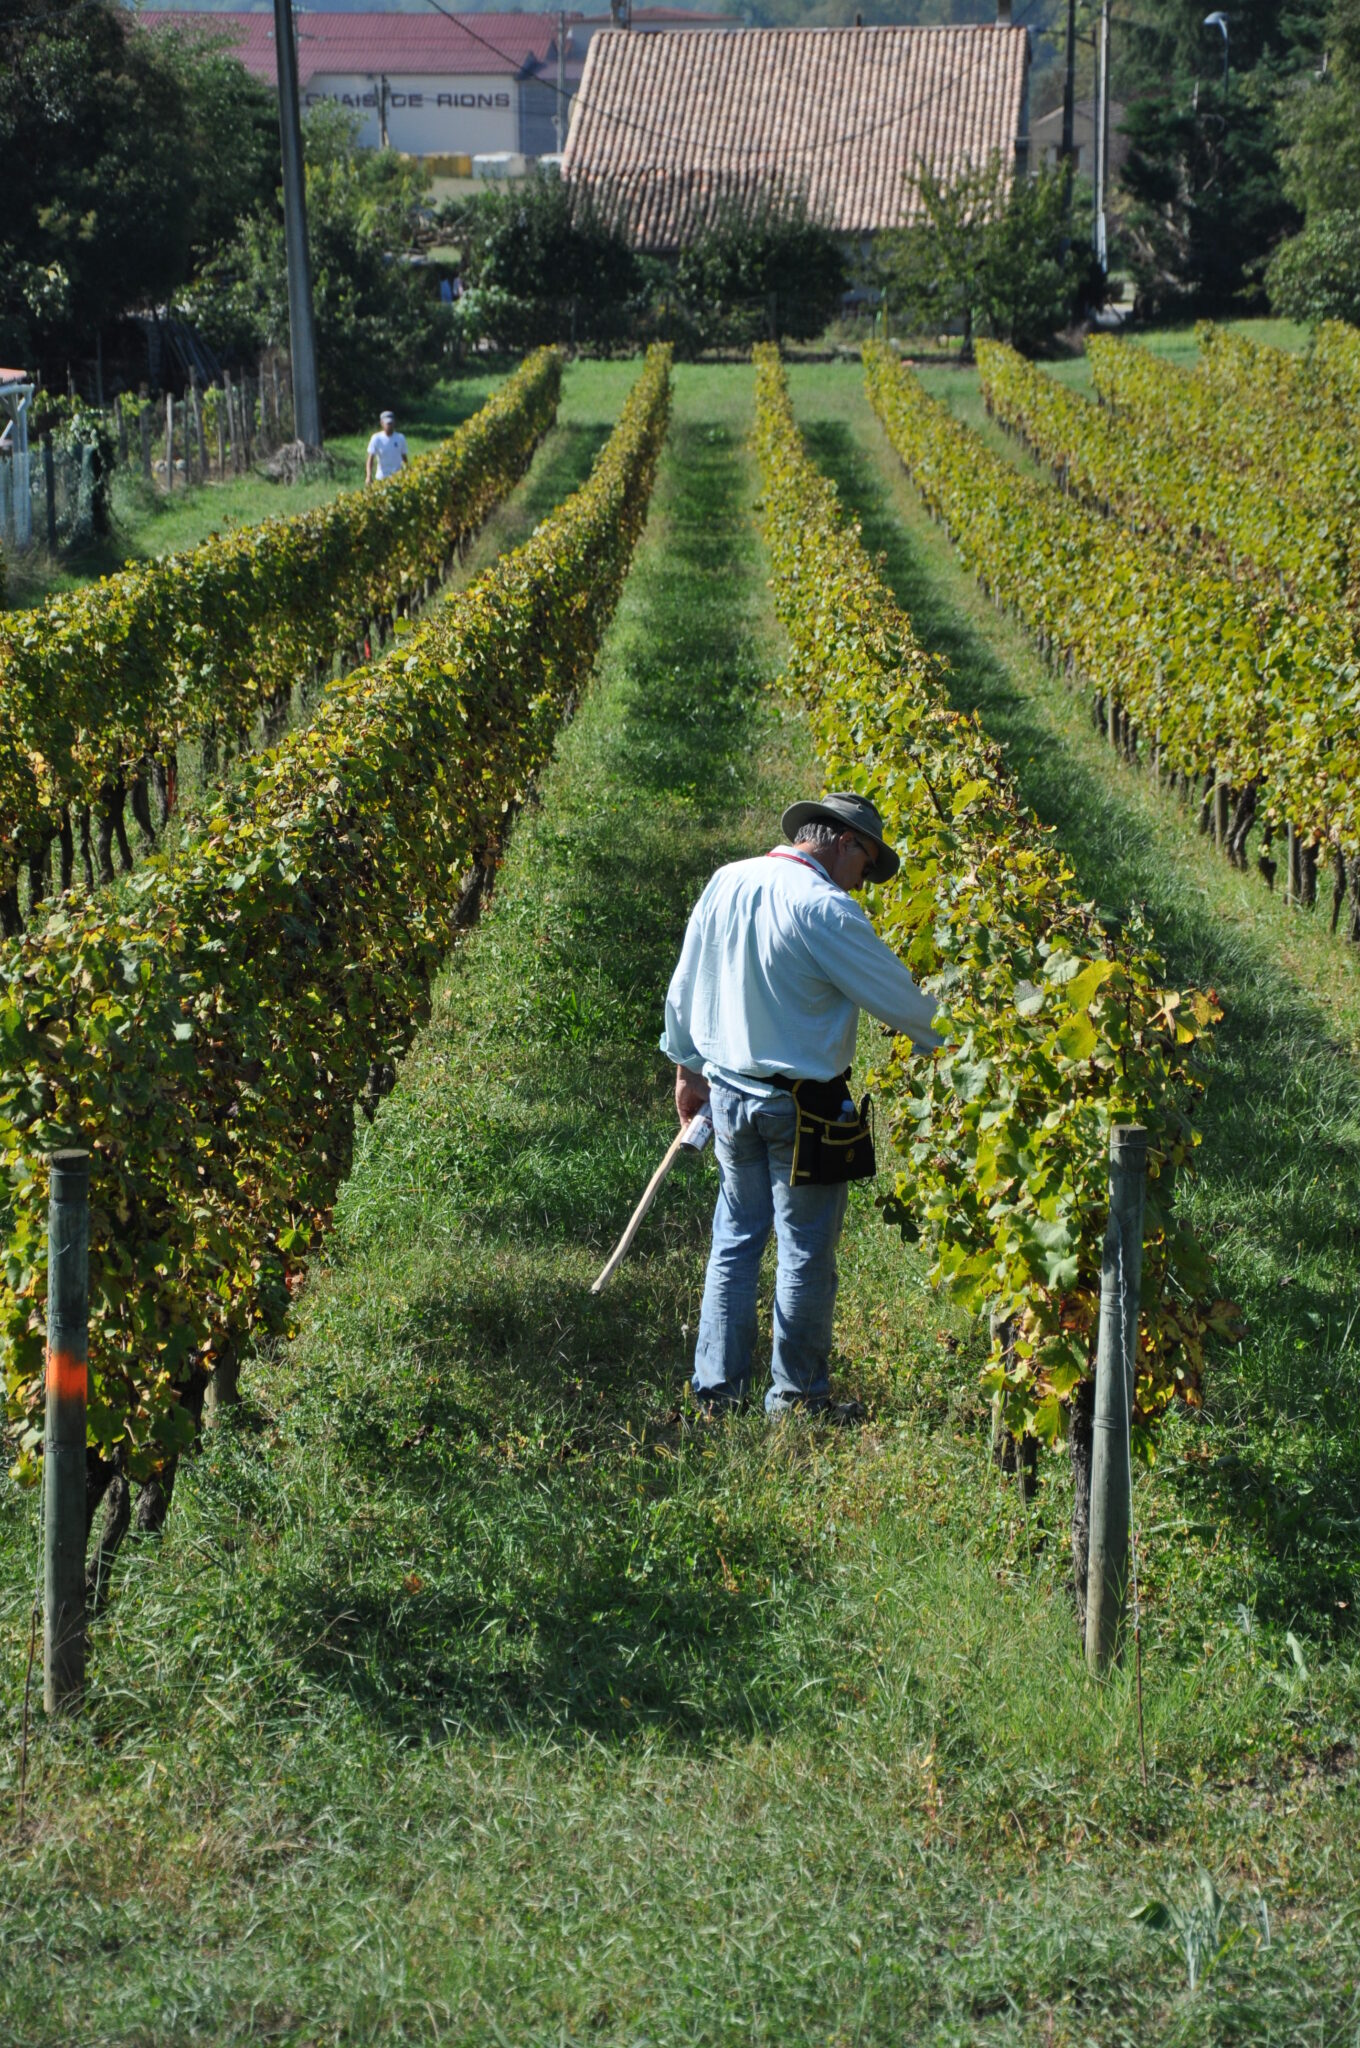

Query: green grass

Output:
[908, 317, 1313, 416]
[1, 359, 1358, 2044]
[2, 367, 513, 612]
[1041, 315, 1311, 396]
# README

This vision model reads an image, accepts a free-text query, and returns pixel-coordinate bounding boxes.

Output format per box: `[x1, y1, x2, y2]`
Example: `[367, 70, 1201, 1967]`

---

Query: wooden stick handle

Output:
[589, 1120, 701, 1295]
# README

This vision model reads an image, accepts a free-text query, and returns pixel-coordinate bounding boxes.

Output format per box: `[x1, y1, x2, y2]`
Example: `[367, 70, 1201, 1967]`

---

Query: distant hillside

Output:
[137, 0, 1041, 22]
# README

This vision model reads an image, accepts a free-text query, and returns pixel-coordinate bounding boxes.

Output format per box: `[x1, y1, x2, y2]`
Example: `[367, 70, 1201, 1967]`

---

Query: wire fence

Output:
[1, 356, 296, 557]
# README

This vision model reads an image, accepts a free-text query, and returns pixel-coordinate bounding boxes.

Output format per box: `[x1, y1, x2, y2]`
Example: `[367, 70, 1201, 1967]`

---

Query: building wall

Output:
[303, 72, 519, 156]
[1029, 102, 1130, 180]
[519, 75, 579, 157]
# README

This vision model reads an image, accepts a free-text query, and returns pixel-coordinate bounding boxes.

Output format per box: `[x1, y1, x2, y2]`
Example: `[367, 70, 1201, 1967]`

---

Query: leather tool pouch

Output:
[778, 1071, 876, 1188]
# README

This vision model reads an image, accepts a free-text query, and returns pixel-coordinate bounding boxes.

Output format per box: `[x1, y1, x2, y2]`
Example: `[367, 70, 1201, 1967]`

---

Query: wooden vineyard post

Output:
[224, 371, 240, 475]
[191, 373, 209, 479]
[140, 403, 153, 482]
[164, 392, 175, 493]
[1085, 1124, 1147, 1678]
[42, 433, 57, 551]
[43, 1150, 90, 1715]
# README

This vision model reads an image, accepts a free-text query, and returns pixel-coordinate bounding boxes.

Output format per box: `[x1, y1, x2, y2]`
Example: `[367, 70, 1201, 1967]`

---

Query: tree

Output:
[155, 22, 282, 261]
[1266, 0, 1360, 323]
[1266, 210, 1360, 324]
[877, 156, 1088, 358]
[0, 1, 277, 369]
[182, 106, 441, 428]
[445, 171, 644, 349]
[443, 178, 844, 355]
[1119, 84, 1305, 318]
[674, 194, 847, 348]
[1111, 0, 1328, 316]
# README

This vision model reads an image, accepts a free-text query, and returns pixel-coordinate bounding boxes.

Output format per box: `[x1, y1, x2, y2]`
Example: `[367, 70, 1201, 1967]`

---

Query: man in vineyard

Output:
[662, 793, 942, 1421]
[365, 409, 408, 483]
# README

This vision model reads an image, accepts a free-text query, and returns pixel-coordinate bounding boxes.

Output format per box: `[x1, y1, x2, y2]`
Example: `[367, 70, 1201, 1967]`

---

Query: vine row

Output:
[1087, 333, 1359, 550]
[753, 343, 1228, 1466]
[0, 346, 672, 1570]
[1310, 319, 1360, 415]
[976, 339, 1353, 614]
[0, 348, 562, 933]
[866, 341, 1360, 935]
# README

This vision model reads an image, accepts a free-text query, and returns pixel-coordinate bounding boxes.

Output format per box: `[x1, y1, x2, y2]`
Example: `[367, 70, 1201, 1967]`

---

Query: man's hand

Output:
[675, 1066, 710, 1126]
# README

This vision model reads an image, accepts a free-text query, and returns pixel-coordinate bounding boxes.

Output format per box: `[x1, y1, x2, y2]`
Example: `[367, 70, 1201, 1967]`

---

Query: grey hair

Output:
[792, 821, 844, 850]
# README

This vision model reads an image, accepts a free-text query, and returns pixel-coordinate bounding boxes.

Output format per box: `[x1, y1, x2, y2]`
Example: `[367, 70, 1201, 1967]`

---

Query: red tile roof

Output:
[143, 11, 559, 84]
[562, 25, 1031, 249]
[583, 8, 740, 20]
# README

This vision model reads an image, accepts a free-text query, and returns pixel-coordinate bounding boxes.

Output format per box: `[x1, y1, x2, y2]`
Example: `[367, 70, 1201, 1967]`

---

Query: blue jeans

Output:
[692, 1081, 850, 1415]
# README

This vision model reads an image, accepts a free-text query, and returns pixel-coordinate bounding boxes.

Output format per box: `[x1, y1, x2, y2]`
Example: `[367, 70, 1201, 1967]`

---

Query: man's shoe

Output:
[767, 1397, 867, 1427]
[686, 1389, 741, 1426]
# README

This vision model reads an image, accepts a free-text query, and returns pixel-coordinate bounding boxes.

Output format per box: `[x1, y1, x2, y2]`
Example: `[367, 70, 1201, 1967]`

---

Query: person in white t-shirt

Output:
[366, 410, 408, 483]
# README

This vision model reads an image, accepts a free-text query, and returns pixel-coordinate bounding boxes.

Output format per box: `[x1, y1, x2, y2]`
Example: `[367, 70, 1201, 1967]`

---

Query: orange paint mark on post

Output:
[46, 1348, 87, 1403]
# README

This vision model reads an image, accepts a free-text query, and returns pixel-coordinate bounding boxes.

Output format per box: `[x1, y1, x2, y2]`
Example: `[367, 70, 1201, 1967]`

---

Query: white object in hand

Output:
[590, 1115, 709, 1294]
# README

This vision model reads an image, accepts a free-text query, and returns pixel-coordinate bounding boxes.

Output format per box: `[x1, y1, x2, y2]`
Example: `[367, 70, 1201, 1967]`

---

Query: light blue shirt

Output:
[661, 847, 943, 1096]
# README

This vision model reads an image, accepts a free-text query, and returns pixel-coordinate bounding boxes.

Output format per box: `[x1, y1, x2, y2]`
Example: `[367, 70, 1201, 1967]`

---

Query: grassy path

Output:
[441, 360, 619, 595]
[1, 361, 1357, 2044]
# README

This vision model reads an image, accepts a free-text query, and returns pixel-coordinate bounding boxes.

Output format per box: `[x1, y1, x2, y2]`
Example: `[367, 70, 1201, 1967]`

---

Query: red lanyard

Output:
[767, 848, 824, 876]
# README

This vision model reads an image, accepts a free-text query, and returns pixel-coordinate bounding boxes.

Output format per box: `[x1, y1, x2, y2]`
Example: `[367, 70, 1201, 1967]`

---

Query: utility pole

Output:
[555, 11, 567, 154]
[273, 0, 323, 449]
[1061, 0, 1078, 163]
[1093, 0, 1110, 268]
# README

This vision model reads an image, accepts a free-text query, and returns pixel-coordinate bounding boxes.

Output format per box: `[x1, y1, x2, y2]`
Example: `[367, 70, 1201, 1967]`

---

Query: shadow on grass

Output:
[802, 413, 1360, 1637]
[276, 1258, 827, 1747]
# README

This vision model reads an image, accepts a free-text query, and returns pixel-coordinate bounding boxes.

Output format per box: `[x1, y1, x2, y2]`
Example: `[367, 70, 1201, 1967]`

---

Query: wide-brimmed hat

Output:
[781, 792, 900, 884]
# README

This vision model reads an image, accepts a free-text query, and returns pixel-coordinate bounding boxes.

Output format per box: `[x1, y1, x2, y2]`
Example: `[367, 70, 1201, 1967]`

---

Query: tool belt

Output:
[768, 1069, 876, 1188]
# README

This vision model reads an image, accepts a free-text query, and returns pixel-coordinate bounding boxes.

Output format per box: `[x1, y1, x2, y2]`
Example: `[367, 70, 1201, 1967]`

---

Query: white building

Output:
[147, 10, 739, 163]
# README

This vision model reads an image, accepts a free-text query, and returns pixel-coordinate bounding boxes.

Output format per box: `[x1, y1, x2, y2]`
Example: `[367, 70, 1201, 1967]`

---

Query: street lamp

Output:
[1203, 11, 1229, 91]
